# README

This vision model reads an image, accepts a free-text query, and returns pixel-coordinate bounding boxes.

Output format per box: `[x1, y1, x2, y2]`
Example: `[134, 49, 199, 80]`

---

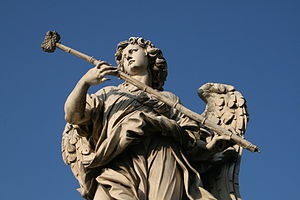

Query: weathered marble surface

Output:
[61, 37, 249, 200]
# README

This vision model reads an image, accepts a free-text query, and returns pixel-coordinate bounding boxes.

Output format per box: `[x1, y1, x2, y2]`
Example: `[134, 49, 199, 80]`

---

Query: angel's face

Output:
[122, 44, 149, 76]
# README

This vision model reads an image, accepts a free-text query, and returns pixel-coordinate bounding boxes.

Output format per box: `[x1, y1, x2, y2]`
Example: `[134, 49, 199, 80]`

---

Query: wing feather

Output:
[61, 123, 98, 199]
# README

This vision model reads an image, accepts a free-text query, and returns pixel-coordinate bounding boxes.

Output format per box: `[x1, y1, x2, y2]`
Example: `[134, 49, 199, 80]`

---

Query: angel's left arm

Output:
[166, 94, 222, 161]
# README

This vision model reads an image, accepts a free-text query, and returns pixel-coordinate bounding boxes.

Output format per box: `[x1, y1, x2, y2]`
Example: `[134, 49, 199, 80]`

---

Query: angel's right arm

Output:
[64, 64, 117, 125]
[64, 80, 91, 125]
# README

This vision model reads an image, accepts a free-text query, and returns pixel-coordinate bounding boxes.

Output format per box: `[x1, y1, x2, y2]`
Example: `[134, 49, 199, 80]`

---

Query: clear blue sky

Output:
[1, 1, 299, 199]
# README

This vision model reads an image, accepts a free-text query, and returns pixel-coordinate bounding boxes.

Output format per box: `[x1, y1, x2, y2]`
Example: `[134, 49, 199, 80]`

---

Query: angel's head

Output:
[115, 37, 168, 91]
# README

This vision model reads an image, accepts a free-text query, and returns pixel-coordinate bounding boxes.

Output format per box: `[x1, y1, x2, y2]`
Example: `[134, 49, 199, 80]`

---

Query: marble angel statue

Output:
[58, 36, 250, 200]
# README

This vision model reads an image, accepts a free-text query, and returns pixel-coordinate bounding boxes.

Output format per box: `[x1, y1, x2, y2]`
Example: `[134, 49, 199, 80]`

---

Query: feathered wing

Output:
[197, 83, 249, 200]
[62, 123, 98, 200]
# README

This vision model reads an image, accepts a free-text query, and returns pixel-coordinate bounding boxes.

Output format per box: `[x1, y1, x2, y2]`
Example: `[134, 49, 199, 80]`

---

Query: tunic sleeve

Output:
[75, 89, 107, 147]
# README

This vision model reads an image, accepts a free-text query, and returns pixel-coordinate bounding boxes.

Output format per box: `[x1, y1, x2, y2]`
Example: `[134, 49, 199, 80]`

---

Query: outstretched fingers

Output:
[81, 62, 118, 86]
[97, 66, 118, 78]
[96, 61, 111, 69]
[214, 135, 231, 141]
[92, 64, 118, 84]
[206, 134, 231, 151]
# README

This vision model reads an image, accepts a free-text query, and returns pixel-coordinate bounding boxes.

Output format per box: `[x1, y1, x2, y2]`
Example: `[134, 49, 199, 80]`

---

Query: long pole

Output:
[54, 42, 259, 153]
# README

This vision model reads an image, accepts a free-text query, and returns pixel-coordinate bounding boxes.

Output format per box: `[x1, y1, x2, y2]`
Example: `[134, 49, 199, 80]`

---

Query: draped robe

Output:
[65, 83, 216, 200]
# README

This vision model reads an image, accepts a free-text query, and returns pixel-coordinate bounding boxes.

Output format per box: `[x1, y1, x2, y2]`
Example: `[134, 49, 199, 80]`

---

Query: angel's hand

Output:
[206, 135, 231, 153]
[210, 147, 238, 164]
[81, 61, 118, 86]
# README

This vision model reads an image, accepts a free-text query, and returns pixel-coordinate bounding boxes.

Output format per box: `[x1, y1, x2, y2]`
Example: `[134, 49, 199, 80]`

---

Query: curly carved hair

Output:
[115, 37, 168, 91]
